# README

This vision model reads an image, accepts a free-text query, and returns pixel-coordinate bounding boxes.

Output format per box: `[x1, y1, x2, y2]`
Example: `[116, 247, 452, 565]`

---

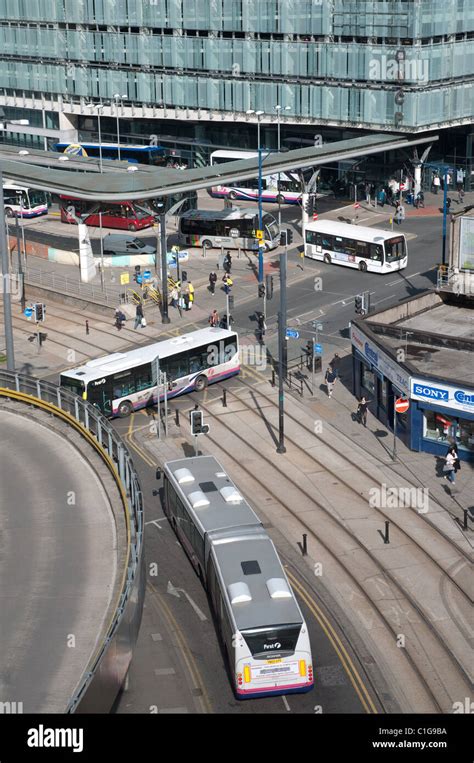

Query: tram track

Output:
[175, 386, 472, 712]
[234, 374, 473, 557]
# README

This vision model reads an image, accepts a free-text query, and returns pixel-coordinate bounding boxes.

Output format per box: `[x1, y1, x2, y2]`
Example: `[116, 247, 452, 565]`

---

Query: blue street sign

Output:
[24, 306, 33, 320]
[136, 273, 143, 284]
[143, 270, 152, 282]
[286, 328, 299, 339]
[314, 343, 323, 354]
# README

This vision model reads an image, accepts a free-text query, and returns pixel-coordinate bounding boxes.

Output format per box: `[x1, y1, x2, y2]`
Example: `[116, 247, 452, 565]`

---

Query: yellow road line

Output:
[126, 413, 157, 468]
[146, 582, 212, 714]
[287, 569, 378, 714]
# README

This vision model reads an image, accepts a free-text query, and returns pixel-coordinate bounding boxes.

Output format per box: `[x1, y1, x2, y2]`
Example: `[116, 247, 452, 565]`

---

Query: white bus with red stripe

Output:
[163, 456, 314, 698]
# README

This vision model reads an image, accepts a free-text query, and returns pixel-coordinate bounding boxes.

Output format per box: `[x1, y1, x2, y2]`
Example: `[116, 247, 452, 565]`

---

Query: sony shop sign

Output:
[351, 325, 410, 395]
[411, 379, 474, 415]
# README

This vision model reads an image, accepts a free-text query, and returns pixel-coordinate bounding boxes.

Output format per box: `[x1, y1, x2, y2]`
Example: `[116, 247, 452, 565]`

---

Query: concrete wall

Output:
[365, 291, 443, 325]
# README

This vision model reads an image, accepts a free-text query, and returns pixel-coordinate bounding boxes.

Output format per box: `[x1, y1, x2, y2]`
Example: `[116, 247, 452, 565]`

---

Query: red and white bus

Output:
[60, 196, 156, 231]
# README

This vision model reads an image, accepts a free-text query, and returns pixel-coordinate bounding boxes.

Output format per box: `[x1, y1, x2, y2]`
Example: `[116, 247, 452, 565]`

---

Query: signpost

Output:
[393, 397, 410, 460]
[285, 328, 299, 339]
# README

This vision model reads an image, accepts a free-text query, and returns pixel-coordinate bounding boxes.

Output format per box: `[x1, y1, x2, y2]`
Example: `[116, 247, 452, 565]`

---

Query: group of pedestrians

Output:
[169, 279, 195, 310]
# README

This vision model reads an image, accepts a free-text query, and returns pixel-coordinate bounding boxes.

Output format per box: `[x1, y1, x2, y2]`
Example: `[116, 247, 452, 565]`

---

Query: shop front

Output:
[351, 324, 411, 446]
[410, 379, 474, 462]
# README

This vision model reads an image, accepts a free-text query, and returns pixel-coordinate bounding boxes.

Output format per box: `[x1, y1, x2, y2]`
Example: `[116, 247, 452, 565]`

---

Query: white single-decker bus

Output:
[304, 220, 407, 273]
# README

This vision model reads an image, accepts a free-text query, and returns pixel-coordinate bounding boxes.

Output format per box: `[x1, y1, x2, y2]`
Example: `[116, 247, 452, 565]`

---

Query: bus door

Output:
[87, 379, 113, 416]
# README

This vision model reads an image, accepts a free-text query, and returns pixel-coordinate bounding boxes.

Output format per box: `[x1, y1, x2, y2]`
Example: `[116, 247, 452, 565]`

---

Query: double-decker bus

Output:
[59, 327, 239, 417]
[163, 455, 314, 698]
[304, 220, 408, 273]
[209, 149, 306, 205]
[53, 141, 166, 166]
[59, 196, 157, 231]
[177, 207, 280, 251]
[3, 183, 48, 218]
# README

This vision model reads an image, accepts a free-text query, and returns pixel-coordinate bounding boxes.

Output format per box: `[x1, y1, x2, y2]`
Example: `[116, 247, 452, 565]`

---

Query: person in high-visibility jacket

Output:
[187, 281, 195, 311]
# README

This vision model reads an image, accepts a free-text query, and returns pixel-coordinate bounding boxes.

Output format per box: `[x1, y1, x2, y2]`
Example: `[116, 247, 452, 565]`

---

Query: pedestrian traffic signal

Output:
[286, 228, 293, 245]
[181, 270, 188, 283]
[355, 295, 364, 314]
[190, 409, 210, 436]
[258, 283, 265, 298]
[306, 340, 314, 356]
[265, 274, 274, 300]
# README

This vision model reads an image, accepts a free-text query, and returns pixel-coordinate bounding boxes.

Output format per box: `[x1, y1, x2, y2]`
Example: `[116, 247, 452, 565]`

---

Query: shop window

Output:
[379, 378, 388, 410]
[458, 419, 474, 452]
[361, 363, 375, 396]
[424, 410, 456, 442]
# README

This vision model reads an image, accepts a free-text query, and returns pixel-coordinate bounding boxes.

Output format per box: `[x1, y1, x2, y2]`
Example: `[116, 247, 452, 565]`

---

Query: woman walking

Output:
[443, 445, 457, 485]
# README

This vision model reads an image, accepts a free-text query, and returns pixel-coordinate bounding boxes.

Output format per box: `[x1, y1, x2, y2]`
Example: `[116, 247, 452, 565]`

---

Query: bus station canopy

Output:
[0, 133, 437, 202]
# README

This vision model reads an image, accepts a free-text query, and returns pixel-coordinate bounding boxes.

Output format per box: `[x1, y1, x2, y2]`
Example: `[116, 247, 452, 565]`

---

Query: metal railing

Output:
[11, 263, 129, 305]
[0, 370, 144, 712]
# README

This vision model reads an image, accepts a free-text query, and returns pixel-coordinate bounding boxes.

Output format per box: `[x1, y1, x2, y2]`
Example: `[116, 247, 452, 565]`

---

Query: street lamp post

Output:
[86, 103, 104, 173]
[275, 105, 291, 229]
[442, 168, 449, 266]
[247, 110, 265, 284]
[113, 94, 127, 161]
[0, 168, 15, 370]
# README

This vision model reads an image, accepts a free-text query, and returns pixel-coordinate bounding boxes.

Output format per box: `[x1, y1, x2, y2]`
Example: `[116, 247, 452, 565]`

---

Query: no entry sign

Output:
[395, 397, 410, 414]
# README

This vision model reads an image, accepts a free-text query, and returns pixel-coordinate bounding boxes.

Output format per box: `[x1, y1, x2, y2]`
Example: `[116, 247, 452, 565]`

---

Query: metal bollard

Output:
[462, 509, 468, 531]
[85, 319, 89, 335]
[222, 388, 227, 407]
[175, 409, 180, 427]
[271, 369, 275, 387]
[384, 520, 390, 544]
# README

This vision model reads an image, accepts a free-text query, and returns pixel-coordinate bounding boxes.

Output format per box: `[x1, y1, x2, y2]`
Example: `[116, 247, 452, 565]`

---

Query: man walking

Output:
[134, 301, 144, 329]
[209, 309, 219, 327]
[325, 365, 337, 398]
[330, 353, 341, 378]
[223, 251, 232, 274]
[209, 270, 217, 296]
[357, 396, 371, 427]
[223, 274, 233, 295]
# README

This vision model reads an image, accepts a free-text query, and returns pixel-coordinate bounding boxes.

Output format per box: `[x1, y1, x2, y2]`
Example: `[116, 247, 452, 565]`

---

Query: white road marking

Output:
[167, 580, 208, 622]
[281, 695, 291, 712]
[371, 293, 396, 306]
[145, 518, 167, 531]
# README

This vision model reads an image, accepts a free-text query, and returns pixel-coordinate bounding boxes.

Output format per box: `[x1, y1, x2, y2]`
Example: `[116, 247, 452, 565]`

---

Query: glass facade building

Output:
[0, 0, 472, 162]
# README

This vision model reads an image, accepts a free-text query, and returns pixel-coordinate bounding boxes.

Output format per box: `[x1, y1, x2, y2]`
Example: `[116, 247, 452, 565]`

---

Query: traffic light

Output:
[228, 295, 234, 311]
[190, 409, 209, 436]
[181, 270, 188, 283]
[355, 295, 364, 315]
[133, 265, 141, 283]
[258, 283, 265, 298]
[34, 303, 45, 322]
[306, 340, 314, 356]
[279, 229, 293, 247]
[303, 195, 314, 216]
[265, 274, 274, 300]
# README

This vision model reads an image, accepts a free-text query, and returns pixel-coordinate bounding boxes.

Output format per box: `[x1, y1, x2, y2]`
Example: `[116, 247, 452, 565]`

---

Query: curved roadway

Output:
[0, 405, 121, 712]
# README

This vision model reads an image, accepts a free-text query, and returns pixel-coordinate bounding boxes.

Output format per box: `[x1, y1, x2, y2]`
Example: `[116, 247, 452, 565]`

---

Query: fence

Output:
[11, 263, 129, 305]
[0, 370, 145, 713]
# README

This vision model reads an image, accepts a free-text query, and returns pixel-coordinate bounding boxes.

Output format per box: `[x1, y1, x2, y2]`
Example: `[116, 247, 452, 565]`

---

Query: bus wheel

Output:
[359, 260, 368, 272]
[228, 190, 237, 200]
[194, 375, 208, 392]
[323, 253, 331, 265]
[202, 239, 213, 250]
[118, 400, 133, 417]
[128, 223, 137, 232]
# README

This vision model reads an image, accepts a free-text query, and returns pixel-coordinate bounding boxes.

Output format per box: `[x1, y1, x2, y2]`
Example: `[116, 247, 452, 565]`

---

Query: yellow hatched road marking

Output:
[126, 413, 157, 468]
[286, 570, 378, 714]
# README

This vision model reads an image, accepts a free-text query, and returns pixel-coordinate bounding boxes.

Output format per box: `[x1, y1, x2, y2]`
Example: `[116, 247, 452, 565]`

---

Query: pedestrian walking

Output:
[395, 201, 405, 225]
[443, 445, 457, 484]
[182, 282, 190, 310]
[223, 251, 232, 274]
[365, 182, 371, 205]
[187, 281, 195, 310]
[325, 365, 337, 398]
[169, 287, 179, 308]
[256, 311, 266, 343]
[457, 185, 465, 204]
[209, 309, 219, 327]
[414, 190, 425, 208]
[134, 301, 144, 329]
[357, 396, 371, 427]
[432, 173, 440, 194]
[330, 353, 341, 378]
[377, 187, 386, 207]
[223, 274, 233, 295]
[209, 270, 217, 296]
